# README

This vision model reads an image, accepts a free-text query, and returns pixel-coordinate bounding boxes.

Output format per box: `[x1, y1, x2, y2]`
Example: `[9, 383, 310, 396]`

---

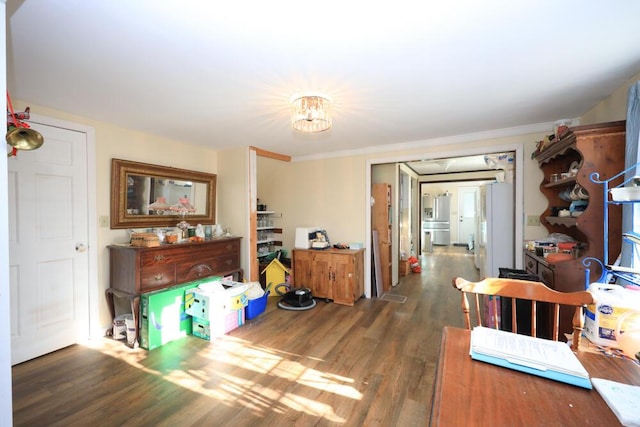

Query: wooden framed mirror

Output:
[110, 158, 216, 229]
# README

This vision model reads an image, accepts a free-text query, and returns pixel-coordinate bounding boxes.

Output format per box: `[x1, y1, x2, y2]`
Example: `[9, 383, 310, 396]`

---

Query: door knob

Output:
[75, 243, 87, 253]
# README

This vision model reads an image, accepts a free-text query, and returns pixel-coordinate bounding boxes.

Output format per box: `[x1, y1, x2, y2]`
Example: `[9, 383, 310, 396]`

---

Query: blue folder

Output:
[471, 350, 592, 389]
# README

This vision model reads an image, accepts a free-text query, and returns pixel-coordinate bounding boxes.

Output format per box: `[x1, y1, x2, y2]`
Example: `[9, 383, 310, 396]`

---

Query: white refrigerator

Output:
[476, 182, 514, 278]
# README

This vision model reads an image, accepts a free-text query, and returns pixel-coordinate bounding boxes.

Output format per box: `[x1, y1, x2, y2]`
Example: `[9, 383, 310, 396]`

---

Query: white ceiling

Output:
[405, 154, 500, 175]
[6, 1, 640, 160]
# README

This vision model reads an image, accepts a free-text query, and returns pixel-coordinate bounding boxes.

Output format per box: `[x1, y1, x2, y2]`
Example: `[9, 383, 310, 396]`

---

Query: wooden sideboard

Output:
[107, 237, 242, 341]
[292, 248, 365, 306]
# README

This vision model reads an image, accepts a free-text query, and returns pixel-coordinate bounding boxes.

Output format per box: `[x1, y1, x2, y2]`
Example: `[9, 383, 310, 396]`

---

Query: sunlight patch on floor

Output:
[87, 334, 360, 422]
[280, 393, 346, 423]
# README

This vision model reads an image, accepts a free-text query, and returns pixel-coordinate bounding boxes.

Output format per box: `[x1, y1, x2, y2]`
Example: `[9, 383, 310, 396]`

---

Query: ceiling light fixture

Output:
[290, 94, 332, 133]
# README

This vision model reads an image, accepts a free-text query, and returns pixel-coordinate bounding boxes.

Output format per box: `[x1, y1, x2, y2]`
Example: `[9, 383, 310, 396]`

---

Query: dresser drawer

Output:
[141, 247, 197, 267]
[214, 252, 240, 273]
[176, 253, 241, 282]
[140, 265, 177, 292]
[525, 254, 537, 275]
[179, 257, 217, 282]
[206, 239, 240, 257]
[538, 264, 554, 288]
[140, 240, 240, 267]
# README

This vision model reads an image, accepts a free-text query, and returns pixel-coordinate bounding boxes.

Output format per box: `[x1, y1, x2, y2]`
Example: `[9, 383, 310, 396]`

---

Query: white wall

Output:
[217, 147, 249, 275]
[582, 71, 640, 124]
[10, 99, 219, 331]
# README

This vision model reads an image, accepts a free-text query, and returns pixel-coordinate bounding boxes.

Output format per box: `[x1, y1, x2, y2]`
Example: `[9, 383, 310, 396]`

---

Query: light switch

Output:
[526, 215, 540, 226]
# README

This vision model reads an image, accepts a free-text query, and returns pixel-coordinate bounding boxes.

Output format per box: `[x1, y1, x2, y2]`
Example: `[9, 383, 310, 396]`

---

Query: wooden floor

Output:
[12, 246, 479, 426]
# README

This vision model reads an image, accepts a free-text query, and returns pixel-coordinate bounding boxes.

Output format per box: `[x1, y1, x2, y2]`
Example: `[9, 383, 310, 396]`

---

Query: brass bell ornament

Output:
[6, 93, 45, 157]
[6, 125, 44, 151]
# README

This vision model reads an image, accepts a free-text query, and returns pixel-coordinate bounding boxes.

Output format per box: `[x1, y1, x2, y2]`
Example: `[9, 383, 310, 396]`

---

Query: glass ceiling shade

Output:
[148, 196, 170, 213]
[290, 95, 332, 132]
[169, 197, 196, 214]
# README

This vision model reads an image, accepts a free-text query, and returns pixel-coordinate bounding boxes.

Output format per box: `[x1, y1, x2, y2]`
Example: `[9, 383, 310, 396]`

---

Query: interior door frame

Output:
[247, 146, 291, 282]
[27, 113, 99, 339]
[365, 143, 524, 299]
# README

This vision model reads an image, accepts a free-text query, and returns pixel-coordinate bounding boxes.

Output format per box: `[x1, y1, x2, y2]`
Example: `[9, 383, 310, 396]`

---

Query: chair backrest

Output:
[452, 277, 594, 350]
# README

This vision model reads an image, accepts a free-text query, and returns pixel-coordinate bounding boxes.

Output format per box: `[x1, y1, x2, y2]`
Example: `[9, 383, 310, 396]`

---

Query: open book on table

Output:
[470, 326, 591, 389]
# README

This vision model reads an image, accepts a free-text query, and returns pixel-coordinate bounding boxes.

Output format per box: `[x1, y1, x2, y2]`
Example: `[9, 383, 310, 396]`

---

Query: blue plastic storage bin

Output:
[246, 291, 269, 320]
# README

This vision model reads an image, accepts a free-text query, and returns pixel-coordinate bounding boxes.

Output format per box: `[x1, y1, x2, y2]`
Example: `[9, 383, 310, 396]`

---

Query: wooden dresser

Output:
[107, 237, 242, 339]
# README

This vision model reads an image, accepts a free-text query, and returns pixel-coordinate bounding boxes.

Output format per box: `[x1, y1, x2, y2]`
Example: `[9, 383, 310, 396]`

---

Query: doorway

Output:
[8, 118, 97, 365]
[457, 186, 478, 248]
[365, 146, 524, 299]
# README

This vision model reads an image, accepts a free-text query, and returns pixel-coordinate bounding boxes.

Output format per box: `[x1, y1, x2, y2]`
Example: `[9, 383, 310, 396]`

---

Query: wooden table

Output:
[430, 326, 640, 426]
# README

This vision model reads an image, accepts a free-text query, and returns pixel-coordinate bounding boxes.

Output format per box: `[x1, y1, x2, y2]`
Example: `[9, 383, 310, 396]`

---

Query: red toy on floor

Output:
[408, 256, 421, 273]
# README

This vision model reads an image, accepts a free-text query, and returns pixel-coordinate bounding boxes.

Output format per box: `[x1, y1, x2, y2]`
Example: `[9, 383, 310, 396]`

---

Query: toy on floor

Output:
[408, 256, 421, 273]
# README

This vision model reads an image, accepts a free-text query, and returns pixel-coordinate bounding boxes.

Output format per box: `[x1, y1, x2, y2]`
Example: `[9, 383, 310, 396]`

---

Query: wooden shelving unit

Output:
[529, 120, 626, 335]
[256, 210, 282, 260]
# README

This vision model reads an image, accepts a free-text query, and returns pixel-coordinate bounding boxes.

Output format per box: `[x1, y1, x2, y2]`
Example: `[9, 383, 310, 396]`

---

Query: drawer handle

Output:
[154, 274, 164, 281]
[187, 263, 213, 277]
[154, 255, 164, 261]
[225, 244, 232, 251]
[225, 259, 232, 266]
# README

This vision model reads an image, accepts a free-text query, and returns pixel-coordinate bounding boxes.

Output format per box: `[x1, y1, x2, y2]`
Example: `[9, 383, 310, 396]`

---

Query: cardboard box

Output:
[130, 232, 160, 247]
[191, 309, 245, 340]
[139, 283, 193, 350]
[399, 259, 409, 276]
[185, 282, 248, 319]
[191, 316, 211, 340]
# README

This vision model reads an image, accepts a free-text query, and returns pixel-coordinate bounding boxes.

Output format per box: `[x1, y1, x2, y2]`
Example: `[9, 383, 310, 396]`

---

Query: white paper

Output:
[470, 326, 589, 378]
[197, 280, 224, 293]
[592, 378, 640, 427]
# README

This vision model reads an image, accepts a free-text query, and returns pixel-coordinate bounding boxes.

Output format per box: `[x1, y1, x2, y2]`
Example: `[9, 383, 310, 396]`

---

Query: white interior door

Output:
[8, 123, 89, 365]
[458, 186, 478, 247]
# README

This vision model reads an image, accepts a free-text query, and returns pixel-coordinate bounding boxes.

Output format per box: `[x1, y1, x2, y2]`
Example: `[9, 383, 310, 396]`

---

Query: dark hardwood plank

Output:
[12, 246, 477, 426]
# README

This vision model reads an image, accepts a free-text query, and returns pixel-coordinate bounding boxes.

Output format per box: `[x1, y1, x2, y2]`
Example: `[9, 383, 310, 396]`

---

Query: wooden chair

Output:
[452, 277, 594, 350]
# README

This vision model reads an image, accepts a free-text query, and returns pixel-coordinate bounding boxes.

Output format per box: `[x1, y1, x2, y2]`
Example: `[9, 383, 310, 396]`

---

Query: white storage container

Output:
[610, 186, 640, 202]
[584, 283, 640, 347]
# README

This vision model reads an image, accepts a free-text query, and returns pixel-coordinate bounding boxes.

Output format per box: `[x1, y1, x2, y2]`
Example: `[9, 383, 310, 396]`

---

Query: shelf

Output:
[587, 154, 639, 286]
[543, 177, 576, 189]
[545, 216, 577, 227]
[606, 270, 640, 287]
[257, 227, 283, 232]
[257, 239, 283, 245]
[257, 251, 278, 259]
[534, 133, 578, 164]
[256, 201, 282, 262]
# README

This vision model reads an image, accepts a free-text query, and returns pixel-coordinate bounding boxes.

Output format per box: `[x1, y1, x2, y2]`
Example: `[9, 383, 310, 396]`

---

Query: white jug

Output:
[615, 309, 640, 360]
